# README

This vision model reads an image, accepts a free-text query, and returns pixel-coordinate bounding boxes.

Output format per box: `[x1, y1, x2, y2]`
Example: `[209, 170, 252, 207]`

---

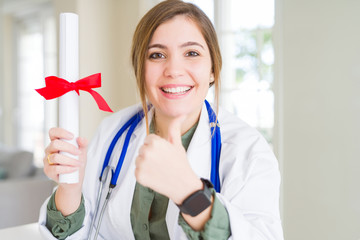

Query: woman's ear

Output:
[210, 74, 215, 84]
[209, 73, 215, 87]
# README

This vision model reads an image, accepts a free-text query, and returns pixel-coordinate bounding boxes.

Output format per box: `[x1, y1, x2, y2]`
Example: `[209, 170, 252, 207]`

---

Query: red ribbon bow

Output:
[35, 73, 113, 112]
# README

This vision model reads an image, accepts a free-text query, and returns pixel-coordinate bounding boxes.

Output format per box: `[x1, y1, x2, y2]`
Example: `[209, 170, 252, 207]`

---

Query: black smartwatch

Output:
[177, 178, 213, 217]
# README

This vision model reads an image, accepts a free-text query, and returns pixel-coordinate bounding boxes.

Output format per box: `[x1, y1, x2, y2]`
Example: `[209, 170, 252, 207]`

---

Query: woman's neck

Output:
[153, 110, 201, 139]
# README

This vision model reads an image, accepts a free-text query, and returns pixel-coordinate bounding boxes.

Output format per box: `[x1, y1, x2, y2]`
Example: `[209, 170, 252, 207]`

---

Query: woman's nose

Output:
[164, 55, 184, 79]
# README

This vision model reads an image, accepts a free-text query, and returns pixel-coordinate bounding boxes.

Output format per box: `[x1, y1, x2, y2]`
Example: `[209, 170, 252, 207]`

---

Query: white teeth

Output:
[162, 86, 191, 94]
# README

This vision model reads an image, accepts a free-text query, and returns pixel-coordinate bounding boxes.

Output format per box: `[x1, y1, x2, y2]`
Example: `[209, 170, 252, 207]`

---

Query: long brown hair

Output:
[131, 0, 222, 134]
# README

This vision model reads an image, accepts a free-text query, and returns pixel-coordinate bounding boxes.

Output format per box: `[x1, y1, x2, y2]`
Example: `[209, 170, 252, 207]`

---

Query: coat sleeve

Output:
[38, 191, 101, 240]
[218, 134, 284, 240]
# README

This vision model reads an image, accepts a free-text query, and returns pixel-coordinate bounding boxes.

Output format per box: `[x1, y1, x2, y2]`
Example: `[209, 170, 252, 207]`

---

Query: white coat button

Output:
[143, 223, 148, 230]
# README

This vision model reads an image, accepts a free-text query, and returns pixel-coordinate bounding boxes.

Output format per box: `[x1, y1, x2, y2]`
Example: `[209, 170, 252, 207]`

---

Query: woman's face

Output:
[145, 15, 213, 123]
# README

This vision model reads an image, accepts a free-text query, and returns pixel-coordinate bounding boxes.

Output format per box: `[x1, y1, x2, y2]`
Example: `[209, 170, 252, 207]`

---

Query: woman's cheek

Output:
[185, 61, 211, 78]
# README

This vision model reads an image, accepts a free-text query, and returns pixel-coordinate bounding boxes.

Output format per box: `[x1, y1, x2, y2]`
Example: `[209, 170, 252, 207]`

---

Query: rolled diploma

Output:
[59, 13, 79, 184]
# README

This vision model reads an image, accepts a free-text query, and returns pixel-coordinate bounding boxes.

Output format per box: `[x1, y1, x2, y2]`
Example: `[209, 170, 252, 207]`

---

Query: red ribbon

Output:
[36, 73, 113, 112]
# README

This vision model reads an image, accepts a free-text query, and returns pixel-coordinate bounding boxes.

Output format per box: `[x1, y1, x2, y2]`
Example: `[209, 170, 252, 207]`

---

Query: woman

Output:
[39, 1, 283, 239]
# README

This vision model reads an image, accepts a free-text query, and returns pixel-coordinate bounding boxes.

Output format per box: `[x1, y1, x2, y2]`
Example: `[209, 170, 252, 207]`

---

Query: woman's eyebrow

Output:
[148, 44, 166, 50]
[180, 41, 204, 49]
[148, 41, 204, 50]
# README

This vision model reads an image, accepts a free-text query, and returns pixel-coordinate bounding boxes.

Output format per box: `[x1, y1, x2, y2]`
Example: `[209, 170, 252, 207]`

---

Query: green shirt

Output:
[46, 121, 231, 239]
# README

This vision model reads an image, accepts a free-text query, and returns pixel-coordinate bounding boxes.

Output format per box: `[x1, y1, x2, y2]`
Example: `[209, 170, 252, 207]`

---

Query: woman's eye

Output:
[185, 51, 199, 57]
[149, 53, 165, 59]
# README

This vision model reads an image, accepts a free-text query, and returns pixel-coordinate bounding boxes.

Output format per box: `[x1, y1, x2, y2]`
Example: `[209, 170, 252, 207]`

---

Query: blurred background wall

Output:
[276, 0, 360, 239]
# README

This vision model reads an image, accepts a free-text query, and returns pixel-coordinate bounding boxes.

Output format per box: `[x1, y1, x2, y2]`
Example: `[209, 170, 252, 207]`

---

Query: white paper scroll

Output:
[58, 13, 79, 184]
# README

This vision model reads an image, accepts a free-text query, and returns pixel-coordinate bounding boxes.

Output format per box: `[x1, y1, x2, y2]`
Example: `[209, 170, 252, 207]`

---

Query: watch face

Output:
[184, 192, 212, 217]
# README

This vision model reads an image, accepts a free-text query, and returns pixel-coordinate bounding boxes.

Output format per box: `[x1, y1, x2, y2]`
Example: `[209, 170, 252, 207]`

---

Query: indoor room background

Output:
[0, 0, 359, 239]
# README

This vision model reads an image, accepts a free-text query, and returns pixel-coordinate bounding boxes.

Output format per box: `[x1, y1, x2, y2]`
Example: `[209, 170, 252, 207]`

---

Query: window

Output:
[4, 2, 57, 167]
[187, 0, 275, 144]
[184, 0, 214, 22]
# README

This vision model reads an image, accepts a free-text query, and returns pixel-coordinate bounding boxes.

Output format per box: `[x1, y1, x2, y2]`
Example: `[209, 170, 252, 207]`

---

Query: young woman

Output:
[38, 1, 283, 239]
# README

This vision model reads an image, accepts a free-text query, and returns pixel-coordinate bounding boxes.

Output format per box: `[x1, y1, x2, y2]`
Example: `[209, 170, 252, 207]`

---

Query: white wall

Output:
[275, 0, 360, 239]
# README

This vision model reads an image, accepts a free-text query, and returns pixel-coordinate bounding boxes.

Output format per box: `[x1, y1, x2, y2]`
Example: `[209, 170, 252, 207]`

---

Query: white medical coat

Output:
[39, 102, 284, 239]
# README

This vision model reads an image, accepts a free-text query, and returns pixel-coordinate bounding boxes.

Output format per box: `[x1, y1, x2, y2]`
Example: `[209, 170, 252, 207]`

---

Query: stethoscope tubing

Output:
[89, 111, 144, 240]
[89, 100, 221, 239]
[93, 187, 113, 240]
[205, 100, 221, 192]
[111, 113, 143, 186]
[100, 113, 137, 181]
[87, 166, 111, 240]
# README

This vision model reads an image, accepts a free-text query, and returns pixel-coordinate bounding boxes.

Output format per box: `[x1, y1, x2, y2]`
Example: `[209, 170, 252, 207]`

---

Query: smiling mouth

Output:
[161, 86, 193, 95]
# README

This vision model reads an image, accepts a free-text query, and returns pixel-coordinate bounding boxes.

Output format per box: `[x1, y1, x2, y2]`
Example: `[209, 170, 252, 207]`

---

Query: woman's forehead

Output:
[149, 15, 207, 48]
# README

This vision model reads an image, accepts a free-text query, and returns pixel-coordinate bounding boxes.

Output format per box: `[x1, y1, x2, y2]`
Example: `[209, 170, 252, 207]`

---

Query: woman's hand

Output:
[135, 117, 202, 205]
[43, 127, 88, 216]
[44, 127, 87, 185]
[135, 117, 214, 230]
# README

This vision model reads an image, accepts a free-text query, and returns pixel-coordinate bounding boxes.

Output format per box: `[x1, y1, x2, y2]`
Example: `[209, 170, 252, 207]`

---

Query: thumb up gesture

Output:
[135, 115, 202, 204]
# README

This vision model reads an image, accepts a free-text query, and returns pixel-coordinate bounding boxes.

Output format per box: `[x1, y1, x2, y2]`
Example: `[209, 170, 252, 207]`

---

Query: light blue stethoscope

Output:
[88, 100, 221, 240]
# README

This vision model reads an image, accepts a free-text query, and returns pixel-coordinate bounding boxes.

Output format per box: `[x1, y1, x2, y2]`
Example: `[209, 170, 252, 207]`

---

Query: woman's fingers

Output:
[46, 127, 80, 157]
[143, 134, 161, 146]
[43, 145, 86, 183]
[44, 164, 80, 182]
[44, 127, 88, 184]
[77, 137, 88, 150]
[45, 139, 82, 156]
[46, 153, 83, 167]
[49, 127, 74, 141]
